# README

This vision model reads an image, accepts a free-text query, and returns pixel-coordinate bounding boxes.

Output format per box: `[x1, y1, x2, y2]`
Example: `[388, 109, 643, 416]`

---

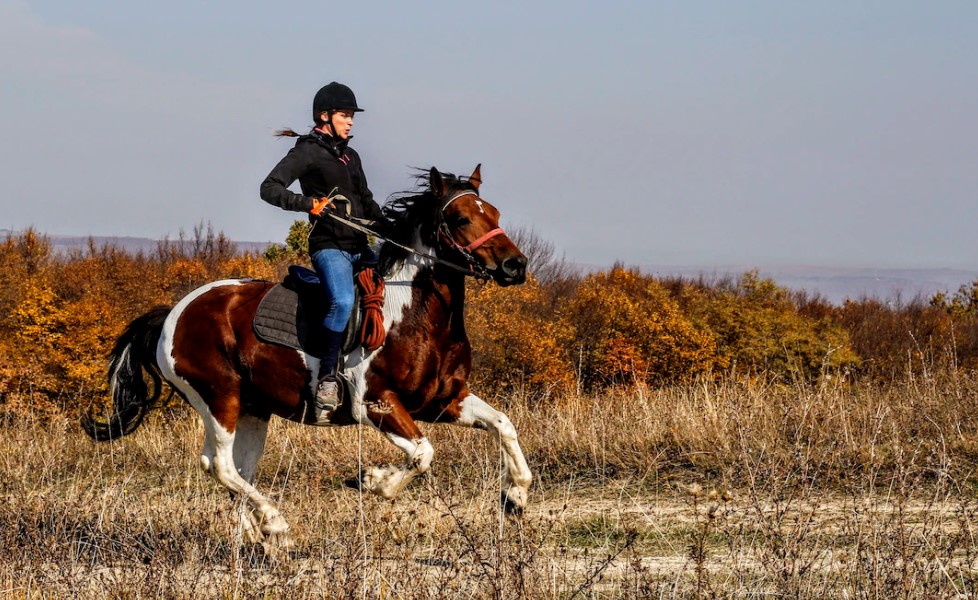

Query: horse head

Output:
[429, 165, 527, 286]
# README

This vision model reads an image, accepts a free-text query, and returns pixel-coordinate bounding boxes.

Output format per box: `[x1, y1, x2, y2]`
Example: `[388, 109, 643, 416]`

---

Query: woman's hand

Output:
[310, 197, 333, 217]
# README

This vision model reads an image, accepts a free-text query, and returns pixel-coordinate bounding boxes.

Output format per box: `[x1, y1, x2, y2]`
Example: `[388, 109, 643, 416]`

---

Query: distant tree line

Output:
[1, 226, 976, 418]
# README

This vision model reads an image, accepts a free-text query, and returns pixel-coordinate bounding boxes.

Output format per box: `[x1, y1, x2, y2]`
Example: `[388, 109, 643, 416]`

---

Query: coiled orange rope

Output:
[356, 268, 386, 351]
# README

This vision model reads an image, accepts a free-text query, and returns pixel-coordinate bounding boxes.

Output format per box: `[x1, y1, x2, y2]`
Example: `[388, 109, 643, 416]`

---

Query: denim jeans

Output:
[310, 248, 360, 333]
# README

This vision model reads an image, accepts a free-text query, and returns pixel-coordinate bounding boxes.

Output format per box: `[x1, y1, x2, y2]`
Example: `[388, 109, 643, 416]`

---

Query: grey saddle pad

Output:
[253, 283, 362, 357]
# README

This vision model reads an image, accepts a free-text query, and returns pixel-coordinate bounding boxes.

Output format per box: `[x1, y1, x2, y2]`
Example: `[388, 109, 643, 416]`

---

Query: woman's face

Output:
[322, 110, 355, 139]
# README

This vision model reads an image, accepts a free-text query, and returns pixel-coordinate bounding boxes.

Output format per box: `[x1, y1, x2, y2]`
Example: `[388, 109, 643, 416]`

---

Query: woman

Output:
[260, 82, 386, 413]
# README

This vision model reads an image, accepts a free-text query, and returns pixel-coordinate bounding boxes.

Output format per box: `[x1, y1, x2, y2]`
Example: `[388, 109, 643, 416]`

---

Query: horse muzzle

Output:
[496, 255, 527, 286]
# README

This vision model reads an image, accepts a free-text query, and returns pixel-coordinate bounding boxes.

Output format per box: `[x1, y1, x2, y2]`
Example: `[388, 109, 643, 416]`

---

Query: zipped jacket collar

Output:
[302, 128, 351, 158]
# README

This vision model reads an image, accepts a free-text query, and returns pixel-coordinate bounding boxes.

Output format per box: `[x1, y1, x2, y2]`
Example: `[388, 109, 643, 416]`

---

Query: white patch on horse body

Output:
[295, 350, 320, 399]
[336, 255, 425, 425]
[157, 279, 245, 399]
[475, 199, 485, 213]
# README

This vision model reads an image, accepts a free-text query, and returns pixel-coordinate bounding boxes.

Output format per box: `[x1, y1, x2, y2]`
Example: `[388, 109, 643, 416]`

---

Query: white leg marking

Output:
[229, 415, 276, 544]
[362, 435, 434, 499]
[233, 414, 270, 484]
[209, 418, 290, 536]
[456, 394, 532, 511]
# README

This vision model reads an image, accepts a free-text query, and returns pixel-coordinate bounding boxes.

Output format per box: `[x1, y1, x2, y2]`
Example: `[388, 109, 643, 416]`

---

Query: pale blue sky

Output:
[1, 0, 976, 269]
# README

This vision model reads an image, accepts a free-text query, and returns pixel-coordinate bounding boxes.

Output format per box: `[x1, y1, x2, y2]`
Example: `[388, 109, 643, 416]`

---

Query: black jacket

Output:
[260, 130, 385, 254]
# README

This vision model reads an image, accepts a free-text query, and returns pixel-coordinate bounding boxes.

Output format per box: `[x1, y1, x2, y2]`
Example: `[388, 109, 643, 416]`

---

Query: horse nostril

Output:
[502, 256, 527, 278]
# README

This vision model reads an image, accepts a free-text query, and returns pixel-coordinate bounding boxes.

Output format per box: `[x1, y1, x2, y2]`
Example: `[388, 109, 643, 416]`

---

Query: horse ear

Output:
[429, 167, 446, 199]
[468, 164, 482, 191]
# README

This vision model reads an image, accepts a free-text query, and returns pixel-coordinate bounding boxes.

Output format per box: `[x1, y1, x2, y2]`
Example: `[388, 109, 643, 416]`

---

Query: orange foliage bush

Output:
[1, 226, 975, 420]
[668, 271, 859, 380]
[466, 277, 576, 398]
[565, 267, 720, 387]
[841, 292, 978, 378]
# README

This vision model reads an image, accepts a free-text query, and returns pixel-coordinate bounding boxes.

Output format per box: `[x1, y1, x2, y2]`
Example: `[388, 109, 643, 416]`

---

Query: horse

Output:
[82, 165, 532, 546]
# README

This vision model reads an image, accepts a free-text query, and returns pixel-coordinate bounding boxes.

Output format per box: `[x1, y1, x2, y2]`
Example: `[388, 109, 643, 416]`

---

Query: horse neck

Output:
[383, 240, 467, 330]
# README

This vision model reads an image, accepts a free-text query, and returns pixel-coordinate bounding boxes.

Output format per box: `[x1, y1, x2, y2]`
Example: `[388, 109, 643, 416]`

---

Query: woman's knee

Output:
[333, 291, 356, 318]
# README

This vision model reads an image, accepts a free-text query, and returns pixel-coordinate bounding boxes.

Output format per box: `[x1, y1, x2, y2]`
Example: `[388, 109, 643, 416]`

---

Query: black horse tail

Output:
[81, 306, 172, 442]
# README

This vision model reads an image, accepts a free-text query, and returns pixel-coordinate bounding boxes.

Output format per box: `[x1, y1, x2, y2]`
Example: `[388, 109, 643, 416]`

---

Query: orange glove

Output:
[310, 196, 332, 217]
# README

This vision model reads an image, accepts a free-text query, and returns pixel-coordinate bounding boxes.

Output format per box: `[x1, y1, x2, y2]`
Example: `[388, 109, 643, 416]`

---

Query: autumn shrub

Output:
[0, 228, 277, 420]
[466, 276, 576, 399]
[1, 233, 68, 416]
[564, 266, 720, 389]
[665, 271, 859, 380]
[838, 291, 978, 379]
[930, 279, 978, 370]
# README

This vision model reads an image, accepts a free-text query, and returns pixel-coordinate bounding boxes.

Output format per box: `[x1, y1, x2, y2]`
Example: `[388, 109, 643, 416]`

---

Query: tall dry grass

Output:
[2, 371, 977, 598]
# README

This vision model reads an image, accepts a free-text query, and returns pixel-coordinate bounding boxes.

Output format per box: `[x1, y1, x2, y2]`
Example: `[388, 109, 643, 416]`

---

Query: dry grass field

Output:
[2, 373, 978, 598]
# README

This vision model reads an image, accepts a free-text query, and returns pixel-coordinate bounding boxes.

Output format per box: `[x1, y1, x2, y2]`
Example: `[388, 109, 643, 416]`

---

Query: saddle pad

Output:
[253, 281, 363, 356]
[253, 284, 325, 356]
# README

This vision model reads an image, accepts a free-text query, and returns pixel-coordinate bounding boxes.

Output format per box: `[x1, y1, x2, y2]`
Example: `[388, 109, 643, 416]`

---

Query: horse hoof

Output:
[501, 492, 525, 517]
[362, 465, 404, 498]
[267, 531, 295, 550]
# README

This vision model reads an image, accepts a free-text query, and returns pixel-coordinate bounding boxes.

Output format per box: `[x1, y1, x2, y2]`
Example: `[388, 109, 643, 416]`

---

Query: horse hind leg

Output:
[206, 414, 291, 542]
[451, 394, 532, 515]
[182, 384, 290, 545]
[230, 413, 288, 547]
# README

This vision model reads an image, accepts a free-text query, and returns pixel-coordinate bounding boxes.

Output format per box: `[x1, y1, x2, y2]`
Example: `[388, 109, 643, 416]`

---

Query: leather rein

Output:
[321, 189, 505, 280]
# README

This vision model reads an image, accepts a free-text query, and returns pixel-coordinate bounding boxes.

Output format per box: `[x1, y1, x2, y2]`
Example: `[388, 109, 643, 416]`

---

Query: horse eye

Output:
[451, 217, 470, 227]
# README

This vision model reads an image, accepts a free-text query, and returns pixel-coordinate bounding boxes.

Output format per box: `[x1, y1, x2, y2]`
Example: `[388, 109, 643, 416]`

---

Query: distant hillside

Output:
[1, 230, 273, 256]
[640, 264, 978, 305]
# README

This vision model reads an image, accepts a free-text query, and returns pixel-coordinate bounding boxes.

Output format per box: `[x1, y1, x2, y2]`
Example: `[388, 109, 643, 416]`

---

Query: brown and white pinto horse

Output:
[82, 166, 531, 546]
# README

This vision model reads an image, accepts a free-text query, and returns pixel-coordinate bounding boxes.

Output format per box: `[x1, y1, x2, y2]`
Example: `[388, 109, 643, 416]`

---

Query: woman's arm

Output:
[352, 155, 385, 223]
[260, 147, 315, 213]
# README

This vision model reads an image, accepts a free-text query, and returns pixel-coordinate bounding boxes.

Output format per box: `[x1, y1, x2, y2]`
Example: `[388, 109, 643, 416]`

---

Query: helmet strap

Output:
[313, 110, 333, 136]
[327, 111, 338, 137]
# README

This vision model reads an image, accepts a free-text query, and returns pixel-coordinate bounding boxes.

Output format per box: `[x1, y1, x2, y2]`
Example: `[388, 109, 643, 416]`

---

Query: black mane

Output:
[377, 169, 478, 275]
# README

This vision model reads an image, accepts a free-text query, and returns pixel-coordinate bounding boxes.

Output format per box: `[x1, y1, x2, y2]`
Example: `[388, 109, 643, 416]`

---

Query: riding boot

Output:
[314, 328, 345, 415]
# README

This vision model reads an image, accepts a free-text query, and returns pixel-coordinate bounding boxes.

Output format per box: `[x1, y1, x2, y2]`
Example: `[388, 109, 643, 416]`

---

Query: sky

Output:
[1, 0, 976, 270]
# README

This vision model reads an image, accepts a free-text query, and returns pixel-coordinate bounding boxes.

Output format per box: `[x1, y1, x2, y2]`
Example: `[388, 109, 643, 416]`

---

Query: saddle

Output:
[253, 265, 386, 357]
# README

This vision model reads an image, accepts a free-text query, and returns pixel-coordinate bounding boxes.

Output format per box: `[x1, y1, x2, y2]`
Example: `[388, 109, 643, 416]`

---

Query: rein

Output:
[320, 189, 502, 280]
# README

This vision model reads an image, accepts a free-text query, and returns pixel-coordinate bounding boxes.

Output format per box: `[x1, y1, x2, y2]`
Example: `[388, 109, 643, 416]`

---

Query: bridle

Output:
[319, 188, 507, 280]
[435, 189, 507, 278]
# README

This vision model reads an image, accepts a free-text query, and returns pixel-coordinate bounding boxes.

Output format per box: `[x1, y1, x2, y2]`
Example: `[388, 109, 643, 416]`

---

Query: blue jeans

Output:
[310, 249, 360, 333]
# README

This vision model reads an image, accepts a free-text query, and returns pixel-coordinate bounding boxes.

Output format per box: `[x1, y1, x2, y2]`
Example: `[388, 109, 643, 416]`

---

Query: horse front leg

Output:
[450, 393, 532, 515]
[355, 391, 434, 498]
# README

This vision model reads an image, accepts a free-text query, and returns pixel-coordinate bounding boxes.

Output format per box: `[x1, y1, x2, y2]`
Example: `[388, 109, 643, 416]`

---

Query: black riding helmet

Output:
[313, 82, 364, 118]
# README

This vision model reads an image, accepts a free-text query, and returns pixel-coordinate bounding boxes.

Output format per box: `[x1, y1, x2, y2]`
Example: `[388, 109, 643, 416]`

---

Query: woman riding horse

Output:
[260, 82, 385, 416]
[83, 165, 531, 547]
